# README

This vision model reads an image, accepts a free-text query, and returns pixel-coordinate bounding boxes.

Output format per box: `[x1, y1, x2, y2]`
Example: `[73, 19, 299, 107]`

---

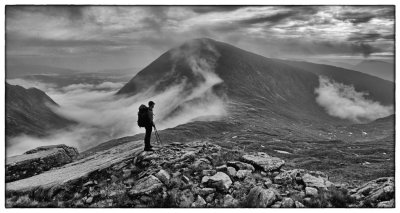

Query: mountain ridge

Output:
[5, 83, 75, 139]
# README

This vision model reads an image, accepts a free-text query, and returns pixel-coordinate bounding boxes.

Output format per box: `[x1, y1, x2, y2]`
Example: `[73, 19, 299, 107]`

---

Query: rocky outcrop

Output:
[241, 152, 285, 172]
[6, 144, 79, 182]
[5, 141, 395, 208]
[349, 177, 395, 207]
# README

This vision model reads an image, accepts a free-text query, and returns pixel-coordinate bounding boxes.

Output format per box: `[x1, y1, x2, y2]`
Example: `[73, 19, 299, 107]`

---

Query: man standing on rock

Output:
[144, 101, 155, 151]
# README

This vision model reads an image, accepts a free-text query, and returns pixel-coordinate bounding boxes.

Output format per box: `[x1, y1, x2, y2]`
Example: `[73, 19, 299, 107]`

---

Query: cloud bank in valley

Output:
[314, 76, 393, 123]
[6, 44, 227, 156]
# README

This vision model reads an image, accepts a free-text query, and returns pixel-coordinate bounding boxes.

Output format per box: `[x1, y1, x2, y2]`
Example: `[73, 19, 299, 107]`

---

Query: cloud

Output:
[314, 76, 393, 123]
[189, 6, 244, 14]
[6, 40, 227, 156]
[5, 6, 395, 71]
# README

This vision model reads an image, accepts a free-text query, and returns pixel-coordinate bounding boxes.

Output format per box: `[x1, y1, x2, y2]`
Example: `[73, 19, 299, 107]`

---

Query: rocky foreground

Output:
[6, 141, 394, 208]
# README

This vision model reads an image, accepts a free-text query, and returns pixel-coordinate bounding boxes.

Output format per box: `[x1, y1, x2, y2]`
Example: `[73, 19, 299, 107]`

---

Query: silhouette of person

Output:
[144, 101, 155, 151]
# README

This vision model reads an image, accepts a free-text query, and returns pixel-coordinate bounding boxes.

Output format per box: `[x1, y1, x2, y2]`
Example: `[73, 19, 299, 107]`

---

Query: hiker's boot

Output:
[144, 147, 154, 151]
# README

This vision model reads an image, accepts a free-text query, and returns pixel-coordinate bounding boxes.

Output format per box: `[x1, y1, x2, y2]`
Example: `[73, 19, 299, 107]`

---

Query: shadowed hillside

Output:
[5, 83, 75, 139]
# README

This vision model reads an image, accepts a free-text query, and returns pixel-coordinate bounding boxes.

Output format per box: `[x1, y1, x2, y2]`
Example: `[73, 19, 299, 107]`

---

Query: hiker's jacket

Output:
[148, 108, 154, 126]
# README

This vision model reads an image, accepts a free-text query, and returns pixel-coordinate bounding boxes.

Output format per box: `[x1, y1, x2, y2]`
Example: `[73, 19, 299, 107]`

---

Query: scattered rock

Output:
[235, 170, 252, 179]
[128, 175, 163, 196]
[305, 187, 319, 197]
[273, 170, 293, 185]
[226, 167, 237, 177]
[241, 152, 285, 172]
[302, 173, 333, 190]
[246, 186, 277, 207]
[349, 177, 394, 206]
[223, 194, 239, 207]
[155, 169, 170, 185]
[175, 189, 195, 207]
[202, 170, 216, 176]
[206, 193, 215, 203]
[192, 158, 212, 170]
[192, 195, 207, 208]
[281, 197, 295, 208]
[85, 196, 93, 204]
[377, 199, 394, 208]
[271, 201, 282, 208]
[202, 172, 232, 191]
[227, 161, 255, 171]
[198, 188, 216, 196]
[263, 178, 273, 188]
[295, 201, 305, 208]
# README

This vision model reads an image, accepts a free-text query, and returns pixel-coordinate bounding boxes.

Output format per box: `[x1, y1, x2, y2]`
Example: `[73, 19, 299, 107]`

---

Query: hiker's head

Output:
[148, 101, 155, 109]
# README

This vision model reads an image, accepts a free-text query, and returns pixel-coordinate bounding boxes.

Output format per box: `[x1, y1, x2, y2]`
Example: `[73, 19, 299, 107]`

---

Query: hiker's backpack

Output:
[137, 104, 149, 127]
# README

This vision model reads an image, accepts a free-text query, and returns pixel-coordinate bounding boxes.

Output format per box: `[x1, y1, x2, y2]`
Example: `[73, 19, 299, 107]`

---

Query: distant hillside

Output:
[5, 83, 75, 139]
[278, 60, 394, 105]
[6, 63, 79, 79]
[353, 60, 394, 82]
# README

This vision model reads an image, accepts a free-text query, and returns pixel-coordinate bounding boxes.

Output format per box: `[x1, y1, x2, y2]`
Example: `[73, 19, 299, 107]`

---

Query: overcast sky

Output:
[6, 6, 395, 71]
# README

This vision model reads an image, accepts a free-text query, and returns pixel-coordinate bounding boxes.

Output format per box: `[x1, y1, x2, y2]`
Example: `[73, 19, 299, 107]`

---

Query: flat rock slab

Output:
[128, 175, 163, 196]
[241, 152, 285, 172]
[6, 145, 79, 182]
[6, 140, 142, 196]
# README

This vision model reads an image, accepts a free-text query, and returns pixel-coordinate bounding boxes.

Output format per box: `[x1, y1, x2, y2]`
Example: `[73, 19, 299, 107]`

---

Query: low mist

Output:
[6, 40, 227, 156]
[314, 76, 393, 123]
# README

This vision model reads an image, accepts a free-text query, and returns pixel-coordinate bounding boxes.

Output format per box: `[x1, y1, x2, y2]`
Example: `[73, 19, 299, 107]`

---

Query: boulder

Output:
[155, 169, 170, 185]
[295, 201, 305, 208]
[202, 172, 232, 191]
[192, 158, 212, 170]
[271, 201, 282, 208]
[281, 197, 295, 208]
[6, 144, 79, 182]
[198, 188, 216, 196]
[302, 173, 333, 190]
[241, 152, 285, 172]
[227, 161, 255, 171]
[192, 195, 207, 208]
[176, 189, 195, 208]
[226, 167, 237, 177]
[377, 199, 394, 208]
[274, 170, 293, 185]
[236, 170, 253, 179]
[128, 175, 163, 196]
[223, 194, 239, 207]
[305, 187, 319, 197]
[246, 186, 277, 207]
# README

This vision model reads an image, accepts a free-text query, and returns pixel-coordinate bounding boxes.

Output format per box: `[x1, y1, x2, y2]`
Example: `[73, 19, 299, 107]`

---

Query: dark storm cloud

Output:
[5, 6, 395, 70]
[190, 6, 244, 14]
[351, 42, 377, 58]
[334, 6, 394, 25]
[6, 5, 86, 21]
[348, 33, 383, 42]
[237, 6, 318, 26]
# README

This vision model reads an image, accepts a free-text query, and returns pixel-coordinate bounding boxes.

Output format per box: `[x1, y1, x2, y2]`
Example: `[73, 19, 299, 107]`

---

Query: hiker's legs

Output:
[144, 126, 152, 149]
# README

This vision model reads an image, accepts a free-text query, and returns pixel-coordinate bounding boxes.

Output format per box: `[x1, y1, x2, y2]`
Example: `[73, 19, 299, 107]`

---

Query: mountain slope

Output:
[116, 38, 393, 123]
[353, 60, 394, 82]
[6, 83, 75, 138]
[278, 60, 394, 105]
